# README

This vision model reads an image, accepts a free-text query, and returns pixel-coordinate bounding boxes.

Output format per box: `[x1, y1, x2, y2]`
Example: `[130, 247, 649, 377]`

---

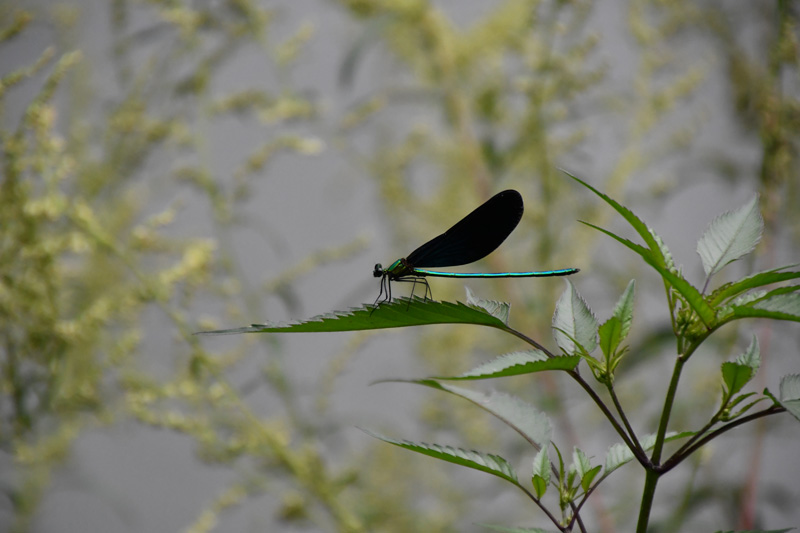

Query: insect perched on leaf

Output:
[373, 190, 579, 304]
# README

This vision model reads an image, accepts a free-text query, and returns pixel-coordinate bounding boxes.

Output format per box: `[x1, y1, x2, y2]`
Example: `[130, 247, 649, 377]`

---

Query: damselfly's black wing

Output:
[405, 190, 524, 268]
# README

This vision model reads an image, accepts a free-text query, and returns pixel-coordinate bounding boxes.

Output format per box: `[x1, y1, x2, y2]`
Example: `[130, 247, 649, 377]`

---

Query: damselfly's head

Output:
[373, 264, 384, 278]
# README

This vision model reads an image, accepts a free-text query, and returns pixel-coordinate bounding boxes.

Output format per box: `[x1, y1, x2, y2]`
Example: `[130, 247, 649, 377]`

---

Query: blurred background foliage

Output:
[1, 0, 798, 532]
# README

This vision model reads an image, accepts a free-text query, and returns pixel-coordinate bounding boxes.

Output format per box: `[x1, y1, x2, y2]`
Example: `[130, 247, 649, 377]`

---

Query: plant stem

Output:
[636, 469, 661, 533]
[636, 350, 687, 531]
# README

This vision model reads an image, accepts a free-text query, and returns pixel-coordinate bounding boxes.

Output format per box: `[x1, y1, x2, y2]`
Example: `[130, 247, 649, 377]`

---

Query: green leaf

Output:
[361, 428, 518, 484]
[196, 297, 507, 335]
[722, 362, 754, 397]
[400, 381, 551, 448]
[581, 222, 717, 327]
[436, 350, 580, 380]
[582, 465, 602, 493]
[562, 170, 668, 267]
[780, 373, 800, 401]
[648, 227, 677, 272]
[572, 447, 591, 478]
[721, 335, 760, 398]
[779, 374, 800, 423]
[572, 447, 600, 492]
[466, 286, 510, 325]
[531, 447, 550, 498]
[753, 291, 800, 315]
[708, 265, 800, 305]
[724, 393, 766, 421]
[736, 335, 760, 373]
[553, 280, 598, 355]
[598, 317, 623, 360]
[697, 195, 763, 278]
[730, 292, 800, 323]
[598, 281, 635, 362]
[611, 280, 636, 341]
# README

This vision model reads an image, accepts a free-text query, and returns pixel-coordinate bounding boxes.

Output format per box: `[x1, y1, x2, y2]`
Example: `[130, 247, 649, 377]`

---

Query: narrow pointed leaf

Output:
[196, 297, 507, 335]
[697, 195, 763, 277]
[709, 265, 800, 305]
[753, 291, 800, 314]
[727, 396, 767, 420]
[730, 292, 800, 323]
[466, 287, 510, 325]
[361, 428, 518, 484]
[437, 350, 580, 380]
[553, 280, 598, 354]
[400, 381, 551, 448]
[582, 222, 716, 327]
[563, 170, 668, 267]
[649, 227, 677, 272]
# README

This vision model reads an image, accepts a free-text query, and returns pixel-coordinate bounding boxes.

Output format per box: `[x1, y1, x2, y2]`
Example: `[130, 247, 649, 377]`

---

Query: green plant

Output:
[201, 172, 800, 533]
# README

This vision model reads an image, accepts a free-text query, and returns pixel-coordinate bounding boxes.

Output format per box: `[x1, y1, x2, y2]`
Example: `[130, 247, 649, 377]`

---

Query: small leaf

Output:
[709, 265, 800, 305]
[598, 316, 622, 360]
[531, 447, 550, 499]
[361, 428, 518, 484]
[722, 362, 754, 397]
[611, 280, 636, 341]
[553, 280, 598, 355]
[697, 195, 763, 277]
[400, 381, 552, 449]
[532, 474, 548, 499]
[438, 350, 580, 380]
[731, 292, 800, 323]
[582, 465, 602, 493]
[572, 447, 599, 491]
[736, 335, 760, 373]
[466, 287, 510, 325]
[572, 447, 592, 480]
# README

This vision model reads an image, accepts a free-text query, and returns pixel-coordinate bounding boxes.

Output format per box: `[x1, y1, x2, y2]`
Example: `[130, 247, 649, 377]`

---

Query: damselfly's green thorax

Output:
[373, 259, 413, 279]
